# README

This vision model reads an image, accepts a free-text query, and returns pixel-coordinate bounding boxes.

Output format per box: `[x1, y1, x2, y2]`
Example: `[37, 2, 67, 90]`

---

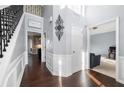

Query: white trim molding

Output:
[28, 19, 42, 29]
[2, 52, 26, 87]
[52, 54, 72, 77]
[116, 56, 124, 84]
[46, 52, 83, 77]
[25, 13, 45, 64]
[87, 17, 120, 82]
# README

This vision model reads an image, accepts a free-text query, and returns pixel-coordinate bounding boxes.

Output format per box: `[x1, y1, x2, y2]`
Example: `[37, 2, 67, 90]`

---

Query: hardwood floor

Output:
[20, 55, 124, 87]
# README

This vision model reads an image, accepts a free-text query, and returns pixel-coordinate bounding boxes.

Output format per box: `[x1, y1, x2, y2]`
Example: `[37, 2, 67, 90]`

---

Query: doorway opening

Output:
[27, 32, 42, 65]
[87, 17, 119, 79]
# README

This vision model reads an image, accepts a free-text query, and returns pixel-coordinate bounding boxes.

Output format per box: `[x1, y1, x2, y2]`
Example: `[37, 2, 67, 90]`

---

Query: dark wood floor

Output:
[20, 55, 124, 87]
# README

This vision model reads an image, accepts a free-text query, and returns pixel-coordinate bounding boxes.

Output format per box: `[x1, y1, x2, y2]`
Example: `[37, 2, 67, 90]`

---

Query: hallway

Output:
[20, 55, 124, 87]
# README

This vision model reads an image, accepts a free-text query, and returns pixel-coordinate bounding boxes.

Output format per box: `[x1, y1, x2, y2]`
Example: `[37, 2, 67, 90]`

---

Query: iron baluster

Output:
[0, 10, 3, 58]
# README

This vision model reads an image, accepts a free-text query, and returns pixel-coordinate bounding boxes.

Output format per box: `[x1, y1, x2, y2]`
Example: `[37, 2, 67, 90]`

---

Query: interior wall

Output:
[53, 6, 85, 55]
[53, 6, 71, 55]
[90, 31, 116, 56]
[10, 17, 26, 62]
[8, 16, 26, 86]
[28, 36, 32, 54]
[44, 5, 86, 76]
[52, 6, 72, 76]
[28, 35, 41, 54]
[86, 5, 124, 82]
[32, 36, 41, 48]
[43, 5, 54, 71]
[43, 5, 53, 53]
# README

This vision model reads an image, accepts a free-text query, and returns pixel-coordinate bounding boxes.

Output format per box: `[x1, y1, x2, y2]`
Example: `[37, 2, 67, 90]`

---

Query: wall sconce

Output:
[49, 16, 53, 23]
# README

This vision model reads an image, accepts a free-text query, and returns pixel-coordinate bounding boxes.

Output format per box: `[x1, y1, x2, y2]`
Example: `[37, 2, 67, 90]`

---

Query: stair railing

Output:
[0, 5, 23, 58]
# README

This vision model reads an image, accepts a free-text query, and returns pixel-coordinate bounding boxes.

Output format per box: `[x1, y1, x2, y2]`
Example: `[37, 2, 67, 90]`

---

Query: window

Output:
[67, 5, 85, 16]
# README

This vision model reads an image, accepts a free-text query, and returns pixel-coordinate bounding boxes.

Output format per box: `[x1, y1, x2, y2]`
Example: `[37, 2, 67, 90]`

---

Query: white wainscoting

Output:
[46, 52, 53, 74]
[53, 54, 72, 77]
[46, 52, 73, 77]
[3, 52, 26, 87]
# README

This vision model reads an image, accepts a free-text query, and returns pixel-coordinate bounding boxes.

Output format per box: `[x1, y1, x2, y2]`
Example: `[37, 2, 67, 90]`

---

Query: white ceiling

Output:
[90, 20, 116, 35]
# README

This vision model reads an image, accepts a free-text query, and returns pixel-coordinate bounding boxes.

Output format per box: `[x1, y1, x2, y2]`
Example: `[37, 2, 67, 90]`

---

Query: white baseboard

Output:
[46, 53, 75, 77]
[46, 63, 54, 75]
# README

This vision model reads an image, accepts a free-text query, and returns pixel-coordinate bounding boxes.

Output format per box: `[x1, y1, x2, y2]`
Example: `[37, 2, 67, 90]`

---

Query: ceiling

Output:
[90, 20, 116, 35]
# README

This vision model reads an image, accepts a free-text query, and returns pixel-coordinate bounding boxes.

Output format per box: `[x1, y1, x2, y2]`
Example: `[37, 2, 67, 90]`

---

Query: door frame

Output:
[86, 17, 120, 81]
[25, 30, 43, 65]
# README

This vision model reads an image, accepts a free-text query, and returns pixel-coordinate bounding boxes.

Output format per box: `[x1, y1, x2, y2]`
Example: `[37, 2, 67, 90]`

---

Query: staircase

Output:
[0, 6, 43, 86]
[0, 5, 23, 58]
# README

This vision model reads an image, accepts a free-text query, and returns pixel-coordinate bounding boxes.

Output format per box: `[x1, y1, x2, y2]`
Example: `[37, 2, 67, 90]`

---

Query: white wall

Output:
[53, 6, 71, 55]
[45, 5, 86, 77]
[43, 5, 54, 72]
[90, 31, 116, 56]
[28, 36, 32, 54]
[43, 6, 53, 53]
[10, 17, 26, 62]
[86, 5, 124, 83]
